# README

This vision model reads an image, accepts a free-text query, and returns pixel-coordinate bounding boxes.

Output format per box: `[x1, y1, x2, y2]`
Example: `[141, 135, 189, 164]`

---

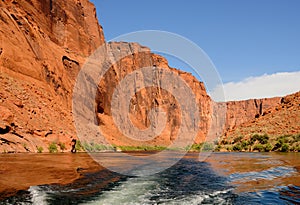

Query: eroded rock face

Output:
[0, 106, 14, 134]
[92, 42, 213, 146]
[1, 0, 104, 95]
[221, 91, 300, 139]
[223, 97, 281, 132]
[0, 0, 104, 152]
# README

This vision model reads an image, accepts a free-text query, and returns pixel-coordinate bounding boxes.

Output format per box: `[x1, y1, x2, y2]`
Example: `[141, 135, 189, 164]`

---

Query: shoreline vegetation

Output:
[53, 140, 217, 153]
[219, 133, 300, 153]
[1, 133, 299, 154]
[70, 133, 300, 153]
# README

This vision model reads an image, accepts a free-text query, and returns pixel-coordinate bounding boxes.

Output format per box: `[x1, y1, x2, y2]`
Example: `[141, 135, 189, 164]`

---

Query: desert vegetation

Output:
[59, 141, 216, 152]
[219, 133, 300, 152]
[48, 142, 58, 153]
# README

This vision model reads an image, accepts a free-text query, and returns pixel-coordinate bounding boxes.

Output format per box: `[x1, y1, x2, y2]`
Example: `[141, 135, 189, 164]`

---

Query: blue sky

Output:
[90, 0, 300, 100]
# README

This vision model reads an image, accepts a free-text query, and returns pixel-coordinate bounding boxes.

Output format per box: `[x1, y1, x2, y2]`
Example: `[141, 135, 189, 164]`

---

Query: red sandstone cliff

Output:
[0, 0, 104, 152]
[222, 97, 281, 133]
[93, 42, 213, 147]
[0, 0, 299, 152]
[221, 91, 300, 140]
[0, 0, 215, 152]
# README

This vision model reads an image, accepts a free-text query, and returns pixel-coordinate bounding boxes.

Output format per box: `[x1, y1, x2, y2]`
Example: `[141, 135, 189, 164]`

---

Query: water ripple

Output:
[228, 166, 297, 182]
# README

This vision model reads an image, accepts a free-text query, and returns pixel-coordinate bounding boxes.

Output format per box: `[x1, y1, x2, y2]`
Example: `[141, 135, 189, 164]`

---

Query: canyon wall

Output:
[0, 0, 104, 152]
[0, 0, 298, 152]
[93, 42, 213, 147]
[0, 0, 215, 152]
[222, 91, 300, 140]
[223, 97, 281, 133]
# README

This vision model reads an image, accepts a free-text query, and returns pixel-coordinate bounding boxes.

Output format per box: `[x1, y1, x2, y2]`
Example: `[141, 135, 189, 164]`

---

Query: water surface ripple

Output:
[1, 152, 300, 205]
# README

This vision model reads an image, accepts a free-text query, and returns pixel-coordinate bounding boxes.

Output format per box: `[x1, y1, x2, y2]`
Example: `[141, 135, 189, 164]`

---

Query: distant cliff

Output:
[223, 97, 281, 133]
[222, 91, 300, 140]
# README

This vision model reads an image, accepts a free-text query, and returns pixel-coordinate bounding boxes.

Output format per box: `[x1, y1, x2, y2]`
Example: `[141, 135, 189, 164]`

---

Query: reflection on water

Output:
[0, 152, 300, 204]
[206, 152, 300, 194]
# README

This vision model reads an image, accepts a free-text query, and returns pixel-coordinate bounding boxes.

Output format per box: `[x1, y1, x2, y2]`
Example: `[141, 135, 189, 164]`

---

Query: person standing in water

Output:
[71, 139, 77, 153]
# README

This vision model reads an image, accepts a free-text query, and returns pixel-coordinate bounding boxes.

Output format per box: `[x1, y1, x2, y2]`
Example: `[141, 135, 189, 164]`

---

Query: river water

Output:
[1, 152, 300, 204]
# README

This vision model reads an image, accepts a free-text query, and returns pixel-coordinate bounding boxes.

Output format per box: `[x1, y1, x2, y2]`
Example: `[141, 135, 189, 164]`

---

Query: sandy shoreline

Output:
[0, 153, 102, 200]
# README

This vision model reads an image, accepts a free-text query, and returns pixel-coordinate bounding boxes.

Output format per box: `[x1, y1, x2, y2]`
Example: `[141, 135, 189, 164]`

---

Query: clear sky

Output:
[90, 0, 300, 101]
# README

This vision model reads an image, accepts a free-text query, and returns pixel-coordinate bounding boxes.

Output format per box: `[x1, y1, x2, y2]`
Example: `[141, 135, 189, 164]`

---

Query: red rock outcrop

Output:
[223, 97, 281, 132]
[92, 42, 213, 147]
[0, 0, 104, 152]
[221, 91, 300, 139]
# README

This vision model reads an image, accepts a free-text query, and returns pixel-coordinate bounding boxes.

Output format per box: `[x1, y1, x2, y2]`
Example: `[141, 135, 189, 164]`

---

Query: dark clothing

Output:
[71, 139, 77, 153]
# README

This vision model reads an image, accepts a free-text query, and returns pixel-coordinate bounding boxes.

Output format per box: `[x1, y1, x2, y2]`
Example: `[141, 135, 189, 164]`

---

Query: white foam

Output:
[28, 186, 48, 205]
[81, 176, 233, 205]
[82, 176, 159, 205]
[161, 188, 233, 205]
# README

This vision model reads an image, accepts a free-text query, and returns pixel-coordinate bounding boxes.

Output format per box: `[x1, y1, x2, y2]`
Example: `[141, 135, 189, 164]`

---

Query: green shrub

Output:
[258, 134, 269, 144]
[233, 136, 243, 144]
[241, 140, 248, 147]
[75, 140, 83, 151]
[37, 146, 43, 153]
[249, 135, 258, 145]
[253, 144, 264, 152]
[82, 142, 93, 152]
[250, 134, 269, 145]
[277, 135, 289, 144]
[202, 142, 214, 152]
[220, 139, 229, 145]
[293, 134, 300, 143]
[94, 144, 113, 151]
[233, 144, 242, 152]
[240, 140, 249, 151]
[215, 145, 222, 152]
[273, 140, 282, 151]
[281, 143, 289, 152]
[264, 143, 273, 152]
[189, 143, 202, 151]
[58, 142, 66, 152]
[185, 145, 192, 151]
[81, 142, 115, 152]
[95, 144, 104, 151]
[48, 142, 58, 153]
[116, 145, 167, 151]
